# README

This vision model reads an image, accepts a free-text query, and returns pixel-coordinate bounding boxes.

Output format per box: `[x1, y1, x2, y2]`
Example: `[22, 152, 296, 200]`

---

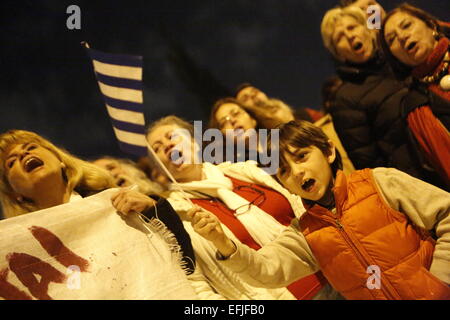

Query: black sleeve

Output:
[141, 198, 196, 275]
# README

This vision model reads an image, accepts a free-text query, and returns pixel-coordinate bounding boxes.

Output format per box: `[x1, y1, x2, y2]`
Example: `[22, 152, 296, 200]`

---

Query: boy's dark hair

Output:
[271, 120, 343, 177]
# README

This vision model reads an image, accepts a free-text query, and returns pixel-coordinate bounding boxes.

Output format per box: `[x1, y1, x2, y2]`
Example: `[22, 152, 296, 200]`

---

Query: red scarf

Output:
[412, 37, 449, 79]
[407, 106, 450, 189]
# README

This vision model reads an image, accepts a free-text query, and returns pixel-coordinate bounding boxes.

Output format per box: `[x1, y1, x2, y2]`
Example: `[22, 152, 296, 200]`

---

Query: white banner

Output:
[0, 189, 198, 300]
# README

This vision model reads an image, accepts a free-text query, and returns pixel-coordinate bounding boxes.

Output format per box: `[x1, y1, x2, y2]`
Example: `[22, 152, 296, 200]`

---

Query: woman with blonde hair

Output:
[320, 6, 440, 187]
[92, 156, 164, 196]
[0, 130, 115, 218]
[144, 115, 338, 300]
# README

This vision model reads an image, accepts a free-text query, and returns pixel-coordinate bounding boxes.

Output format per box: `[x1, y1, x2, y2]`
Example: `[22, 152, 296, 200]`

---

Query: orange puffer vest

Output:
[300, 169, 450, 300]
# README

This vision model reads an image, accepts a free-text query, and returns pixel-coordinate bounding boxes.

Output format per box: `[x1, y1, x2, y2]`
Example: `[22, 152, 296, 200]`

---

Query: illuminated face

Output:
[277, 145, 335, 201]
[351, 0, 386, 19]
[384, 11, 437, 67]
[236, 86, 269, 107]
[93, 158, 133, 187]
[215, 102, 257, 138]
[332, 15, 375, 64]
[147, 124, 199, 182]
[4, 142, 63, 200]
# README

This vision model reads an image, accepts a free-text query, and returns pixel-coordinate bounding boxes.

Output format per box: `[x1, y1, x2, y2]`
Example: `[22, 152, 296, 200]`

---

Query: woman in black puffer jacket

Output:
[320, 6, 441, 186]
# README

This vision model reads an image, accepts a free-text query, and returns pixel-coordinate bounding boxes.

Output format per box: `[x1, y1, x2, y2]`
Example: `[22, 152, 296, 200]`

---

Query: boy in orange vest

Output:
[188, 120, 450, 299]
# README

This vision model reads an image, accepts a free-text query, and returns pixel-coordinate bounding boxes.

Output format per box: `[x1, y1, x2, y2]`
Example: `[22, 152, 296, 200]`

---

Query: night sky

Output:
[1, 0, 449, 160]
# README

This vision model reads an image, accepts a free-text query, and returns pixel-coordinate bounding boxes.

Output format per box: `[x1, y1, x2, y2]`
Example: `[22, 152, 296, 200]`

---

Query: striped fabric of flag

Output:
[85, 44, 148, 156]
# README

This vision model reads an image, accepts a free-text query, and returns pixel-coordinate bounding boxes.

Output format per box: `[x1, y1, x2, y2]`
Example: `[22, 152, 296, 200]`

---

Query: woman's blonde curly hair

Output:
[0, 130, 116, 218]
[321, 6, 376, 60]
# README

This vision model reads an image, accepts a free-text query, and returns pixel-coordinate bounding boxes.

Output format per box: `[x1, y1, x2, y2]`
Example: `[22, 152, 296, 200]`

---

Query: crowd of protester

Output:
[0, 1, 449, 300]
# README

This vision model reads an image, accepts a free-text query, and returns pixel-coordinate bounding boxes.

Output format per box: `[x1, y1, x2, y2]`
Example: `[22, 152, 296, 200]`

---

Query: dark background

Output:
[1, 0, 449, 160]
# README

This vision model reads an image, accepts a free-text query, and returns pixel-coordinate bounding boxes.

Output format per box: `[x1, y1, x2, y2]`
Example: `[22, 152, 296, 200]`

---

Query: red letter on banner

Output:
[0, 268, 33, 300]
[7, 253, 66, 300]
[29, 226, 90, 272]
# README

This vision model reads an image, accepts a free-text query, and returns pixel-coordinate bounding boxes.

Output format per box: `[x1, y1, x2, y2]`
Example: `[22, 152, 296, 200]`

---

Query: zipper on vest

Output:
[332, 211, 399, 300]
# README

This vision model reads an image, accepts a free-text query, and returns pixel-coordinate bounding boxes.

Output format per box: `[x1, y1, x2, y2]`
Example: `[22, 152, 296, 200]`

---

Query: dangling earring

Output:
[433, 29, 440, 40]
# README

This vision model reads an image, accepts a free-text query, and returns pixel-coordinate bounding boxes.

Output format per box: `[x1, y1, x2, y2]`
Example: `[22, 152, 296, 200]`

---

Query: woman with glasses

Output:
[208, 98, 261, 165]
[143, 115, 339, 300]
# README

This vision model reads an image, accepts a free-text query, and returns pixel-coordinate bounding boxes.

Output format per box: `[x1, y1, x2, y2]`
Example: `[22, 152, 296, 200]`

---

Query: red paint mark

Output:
[7, 253, 66, 300]
[29, 226, 90, 272]
[0, 268, 33, 300]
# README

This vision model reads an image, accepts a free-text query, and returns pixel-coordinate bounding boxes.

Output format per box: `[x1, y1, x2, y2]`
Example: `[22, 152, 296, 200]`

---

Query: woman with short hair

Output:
[146, 115, 337, 300]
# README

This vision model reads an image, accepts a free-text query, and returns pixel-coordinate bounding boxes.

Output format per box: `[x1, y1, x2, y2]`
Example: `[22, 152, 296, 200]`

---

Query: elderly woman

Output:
[92, 157, 164, 196]
[146, 115, 338, 300]
[380, 3, 450, 189]
[0, 130, 115, 218]
[320, 6, 442, 187]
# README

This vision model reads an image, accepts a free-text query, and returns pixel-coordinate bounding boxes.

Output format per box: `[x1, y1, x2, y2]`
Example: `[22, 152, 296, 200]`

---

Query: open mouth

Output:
[23, 157, 44, 173]
[352, 41, 363, 52]
[406, 41, 418, 53]
[116, 177, 128, 187]
[301, 178, 316, 192]
[169, 149, 184, 166]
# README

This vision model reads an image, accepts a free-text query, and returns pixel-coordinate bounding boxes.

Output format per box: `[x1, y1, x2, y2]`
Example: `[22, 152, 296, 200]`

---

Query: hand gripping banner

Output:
[0, 189, 197, 300]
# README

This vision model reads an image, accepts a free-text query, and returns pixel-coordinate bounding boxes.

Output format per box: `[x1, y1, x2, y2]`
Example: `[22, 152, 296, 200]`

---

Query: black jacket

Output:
[329, 56, 430, 182]
[142, 198, 196, 275]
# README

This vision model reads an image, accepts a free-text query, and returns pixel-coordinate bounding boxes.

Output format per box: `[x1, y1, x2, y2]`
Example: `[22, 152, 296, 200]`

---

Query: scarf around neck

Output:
[412, 37, 449, 78]
[170, 162, 286, 246]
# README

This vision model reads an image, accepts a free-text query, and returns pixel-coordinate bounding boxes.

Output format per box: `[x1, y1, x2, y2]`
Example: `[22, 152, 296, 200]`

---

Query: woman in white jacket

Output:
[145, 115, 338, 300]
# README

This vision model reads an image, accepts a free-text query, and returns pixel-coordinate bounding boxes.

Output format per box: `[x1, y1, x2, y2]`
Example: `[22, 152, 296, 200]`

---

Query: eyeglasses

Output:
[232, 185, 266, 216]
[218, 109, 243, 129]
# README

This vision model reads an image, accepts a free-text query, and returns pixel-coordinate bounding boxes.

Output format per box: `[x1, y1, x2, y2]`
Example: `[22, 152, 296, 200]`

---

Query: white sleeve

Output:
[220, 221, 319, 288]
[373, 167, 450, 284]
[187, 264, 227, 300]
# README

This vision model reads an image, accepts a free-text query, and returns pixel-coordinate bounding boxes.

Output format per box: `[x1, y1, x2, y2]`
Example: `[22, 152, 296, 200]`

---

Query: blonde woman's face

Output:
[3, 142, 63, 199]
[147, 124, 199, 180]
[332, 15, 375, 64]
[384, 11, 437, 67]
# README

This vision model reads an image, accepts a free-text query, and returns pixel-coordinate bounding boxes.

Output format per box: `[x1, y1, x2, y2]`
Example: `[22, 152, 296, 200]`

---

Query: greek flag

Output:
[83, 42, 147, 156]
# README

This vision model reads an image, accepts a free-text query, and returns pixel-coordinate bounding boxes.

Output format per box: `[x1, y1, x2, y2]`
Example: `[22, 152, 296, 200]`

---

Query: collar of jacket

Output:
[335, 52, 386, 82]
[412, 37, 449, 79]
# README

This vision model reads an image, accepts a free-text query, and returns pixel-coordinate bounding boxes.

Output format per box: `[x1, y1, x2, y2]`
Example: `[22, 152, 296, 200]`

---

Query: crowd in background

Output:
[0, 0, 449, 300]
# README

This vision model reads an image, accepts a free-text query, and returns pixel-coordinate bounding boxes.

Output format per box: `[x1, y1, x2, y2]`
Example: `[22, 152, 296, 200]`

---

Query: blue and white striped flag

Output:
[83, 42, 147, 156]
